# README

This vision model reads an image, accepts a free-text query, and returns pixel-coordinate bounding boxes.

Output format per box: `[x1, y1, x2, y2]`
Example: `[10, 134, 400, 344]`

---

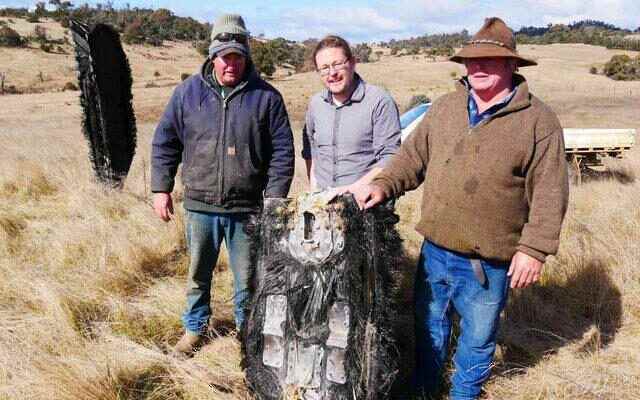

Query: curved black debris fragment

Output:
[70, 20, 136, 188]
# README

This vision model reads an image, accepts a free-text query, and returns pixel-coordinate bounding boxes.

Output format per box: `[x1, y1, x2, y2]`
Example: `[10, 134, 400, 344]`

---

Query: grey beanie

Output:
[208, 14, 250, 58]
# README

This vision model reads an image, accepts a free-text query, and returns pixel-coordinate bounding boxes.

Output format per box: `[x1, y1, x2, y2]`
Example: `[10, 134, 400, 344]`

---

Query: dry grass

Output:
[1, 17, 639, 399]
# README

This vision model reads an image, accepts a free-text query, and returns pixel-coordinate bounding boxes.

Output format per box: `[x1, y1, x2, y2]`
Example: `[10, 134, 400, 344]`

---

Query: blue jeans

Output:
[414, 241, 510, 400]
[183, 210, 252, 334]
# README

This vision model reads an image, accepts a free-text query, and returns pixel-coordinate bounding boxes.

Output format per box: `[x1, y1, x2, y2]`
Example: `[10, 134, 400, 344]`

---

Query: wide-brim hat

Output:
[450, 17, 537, 67]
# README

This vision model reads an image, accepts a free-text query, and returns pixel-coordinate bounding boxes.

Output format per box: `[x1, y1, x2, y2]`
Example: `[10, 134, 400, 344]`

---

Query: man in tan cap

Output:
[353, 17, 569, 399]
[151, 14, 294, 356]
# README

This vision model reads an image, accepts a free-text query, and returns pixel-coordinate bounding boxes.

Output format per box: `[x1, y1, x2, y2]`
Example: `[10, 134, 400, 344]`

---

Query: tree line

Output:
[379, 31, 471, 57]
[0, 2, 210, 45]
[516, 20, 640, 52]
[4, 5, 639, 78]
[0, 2, 379, 78]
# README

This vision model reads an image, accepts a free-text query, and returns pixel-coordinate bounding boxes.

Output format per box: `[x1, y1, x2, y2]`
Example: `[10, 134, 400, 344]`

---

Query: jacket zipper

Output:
[219, 98, 227, 204]
[214, 83, 246, 205]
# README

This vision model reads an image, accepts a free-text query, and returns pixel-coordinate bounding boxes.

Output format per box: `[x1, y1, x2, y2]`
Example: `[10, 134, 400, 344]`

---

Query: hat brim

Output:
[217, 47, 248, 58]
[450, 43, 537, 67]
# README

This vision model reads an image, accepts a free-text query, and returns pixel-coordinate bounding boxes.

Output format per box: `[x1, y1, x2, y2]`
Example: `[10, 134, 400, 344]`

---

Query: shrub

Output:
[40, 42, 52, 53]
[122, 19, 144, 44]
[34, 25, 47, 43]
[26, 14, 40, 23]
[251, 41, 276, 78]
[353, 43, 373, 63]
[2, 85, 21, 94]
[63, 81, 78, 91]
[180, 73, 190, 81]
[405, 94, 431, 112]
[427, 46, 454, 57]
[603, 54, 640, 80]
[590, 66, 598, 74]
[153, 70, 160, 77]
[194, 40, 210, 57]
[145, 34, 163, 47]
[0, 25, 26, 47]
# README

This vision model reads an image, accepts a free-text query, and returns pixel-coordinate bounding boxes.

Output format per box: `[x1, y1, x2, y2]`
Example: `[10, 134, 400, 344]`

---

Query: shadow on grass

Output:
[577, 165, 636, 185]
[389, 252, 623, 399]
[389, 254, 419, 399]
[111, 363, 183, 400]
[497, 257, 623, 375]
[207, 317, 237, 339]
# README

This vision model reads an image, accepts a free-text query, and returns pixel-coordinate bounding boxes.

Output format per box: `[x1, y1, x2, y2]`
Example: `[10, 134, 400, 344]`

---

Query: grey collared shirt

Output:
[302, 75, 401, 190]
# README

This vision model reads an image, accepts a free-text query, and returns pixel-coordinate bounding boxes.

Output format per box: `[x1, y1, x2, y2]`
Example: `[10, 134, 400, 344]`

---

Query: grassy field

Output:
[1, 17, 640, 399]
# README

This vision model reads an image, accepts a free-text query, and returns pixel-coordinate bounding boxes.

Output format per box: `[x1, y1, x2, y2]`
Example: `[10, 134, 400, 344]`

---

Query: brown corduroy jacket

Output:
[373, 74, 569, 263]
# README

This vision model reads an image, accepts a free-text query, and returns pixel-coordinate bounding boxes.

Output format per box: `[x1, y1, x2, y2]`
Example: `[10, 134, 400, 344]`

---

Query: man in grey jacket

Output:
[151, 14, 294, 356]
[302, 35, 401, 194]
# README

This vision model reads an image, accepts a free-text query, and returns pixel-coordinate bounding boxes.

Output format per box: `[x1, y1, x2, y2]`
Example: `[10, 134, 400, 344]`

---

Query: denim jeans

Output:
[183, 210, 252, 334]
[414, 241, 510, 400]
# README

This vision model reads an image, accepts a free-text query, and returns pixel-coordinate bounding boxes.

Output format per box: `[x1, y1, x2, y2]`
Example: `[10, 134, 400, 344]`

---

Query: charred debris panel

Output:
[243, 193, 406, 400]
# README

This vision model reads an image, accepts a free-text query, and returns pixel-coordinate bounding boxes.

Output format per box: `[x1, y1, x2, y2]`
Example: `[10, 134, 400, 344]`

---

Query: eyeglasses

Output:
[214, 32, 248, 45]
[317, 59, 350, 76]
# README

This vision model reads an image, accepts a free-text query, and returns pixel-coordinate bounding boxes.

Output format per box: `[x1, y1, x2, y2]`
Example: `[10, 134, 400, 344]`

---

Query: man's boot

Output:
[173, 331, 204, 358]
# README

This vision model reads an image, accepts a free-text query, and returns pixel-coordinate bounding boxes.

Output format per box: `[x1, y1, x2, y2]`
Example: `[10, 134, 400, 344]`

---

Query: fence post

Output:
[0, 72, 5, 95]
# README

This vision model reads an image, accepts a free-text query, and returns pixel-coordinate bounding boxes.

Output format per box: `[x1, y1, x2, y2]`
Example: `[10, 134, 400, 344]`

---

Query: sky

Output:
[2, 0, 639, 43]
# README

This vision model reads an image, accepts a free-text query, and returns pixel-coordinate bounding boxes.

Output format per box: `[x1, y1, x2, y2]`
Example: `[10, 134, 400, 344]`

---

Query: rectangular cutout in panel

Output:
[262, 334, 285, 369]
[303, 389, 322, 400]
[285, 341, 324, 388]
[326, 348, 347, 384]
[326, 302, 350, 349]
[263, 295, 287, 337]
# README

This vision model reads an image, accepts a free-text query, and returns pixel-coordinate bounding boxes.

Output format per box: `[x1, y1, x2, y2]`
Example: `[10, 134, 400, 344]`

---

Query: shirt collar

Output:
[321, 73, 365, 106]
[467, 88, 517, 128]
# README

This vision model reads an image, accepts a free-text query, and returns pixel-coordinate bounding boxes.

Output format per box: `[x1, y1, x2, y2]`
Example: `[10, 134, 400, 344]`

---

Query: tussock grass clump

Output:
[57, 363, 183, 400]
[63, 296, 111, 339]
[111, 305, 183, 346]
[0, 159, 58, 201]
[96, 238, 187, 297]
[29, 335, 182, 400]
[0, 211, 26, 255]
[173, 337, 249, 398]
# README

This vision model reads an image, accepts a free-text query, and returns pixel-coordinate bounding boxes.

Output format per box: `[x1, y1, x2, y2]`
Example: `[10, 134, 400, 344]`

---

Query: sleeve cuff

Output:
[516, 244, 548, 263]
[264, 187, 288, 198]
[150, 180, 174, 193]
[371, 179, 395, 199]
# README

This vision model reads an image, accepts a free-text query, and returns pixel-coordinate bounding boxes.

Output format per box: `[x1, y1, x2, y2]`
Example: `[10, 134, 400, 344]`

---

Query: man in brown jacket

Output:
[354, 17, 569, 399]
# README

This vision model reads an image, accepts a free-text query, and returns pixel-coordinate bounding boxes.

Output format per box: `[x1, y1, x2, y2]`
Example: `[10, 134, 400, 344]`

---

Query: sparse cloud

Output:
[1, 0, 638, 41]
[242, 3, 474, 43]
[520, 0, 639, 29]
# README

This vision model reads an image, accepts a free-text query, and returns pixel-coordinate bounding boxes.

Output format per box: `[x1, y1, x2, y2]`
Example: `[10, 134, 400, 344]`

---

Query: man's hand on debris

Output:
[351, 184, 387, 210]
[153, 192, 174, 222]
[507, 251, 543, 289]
